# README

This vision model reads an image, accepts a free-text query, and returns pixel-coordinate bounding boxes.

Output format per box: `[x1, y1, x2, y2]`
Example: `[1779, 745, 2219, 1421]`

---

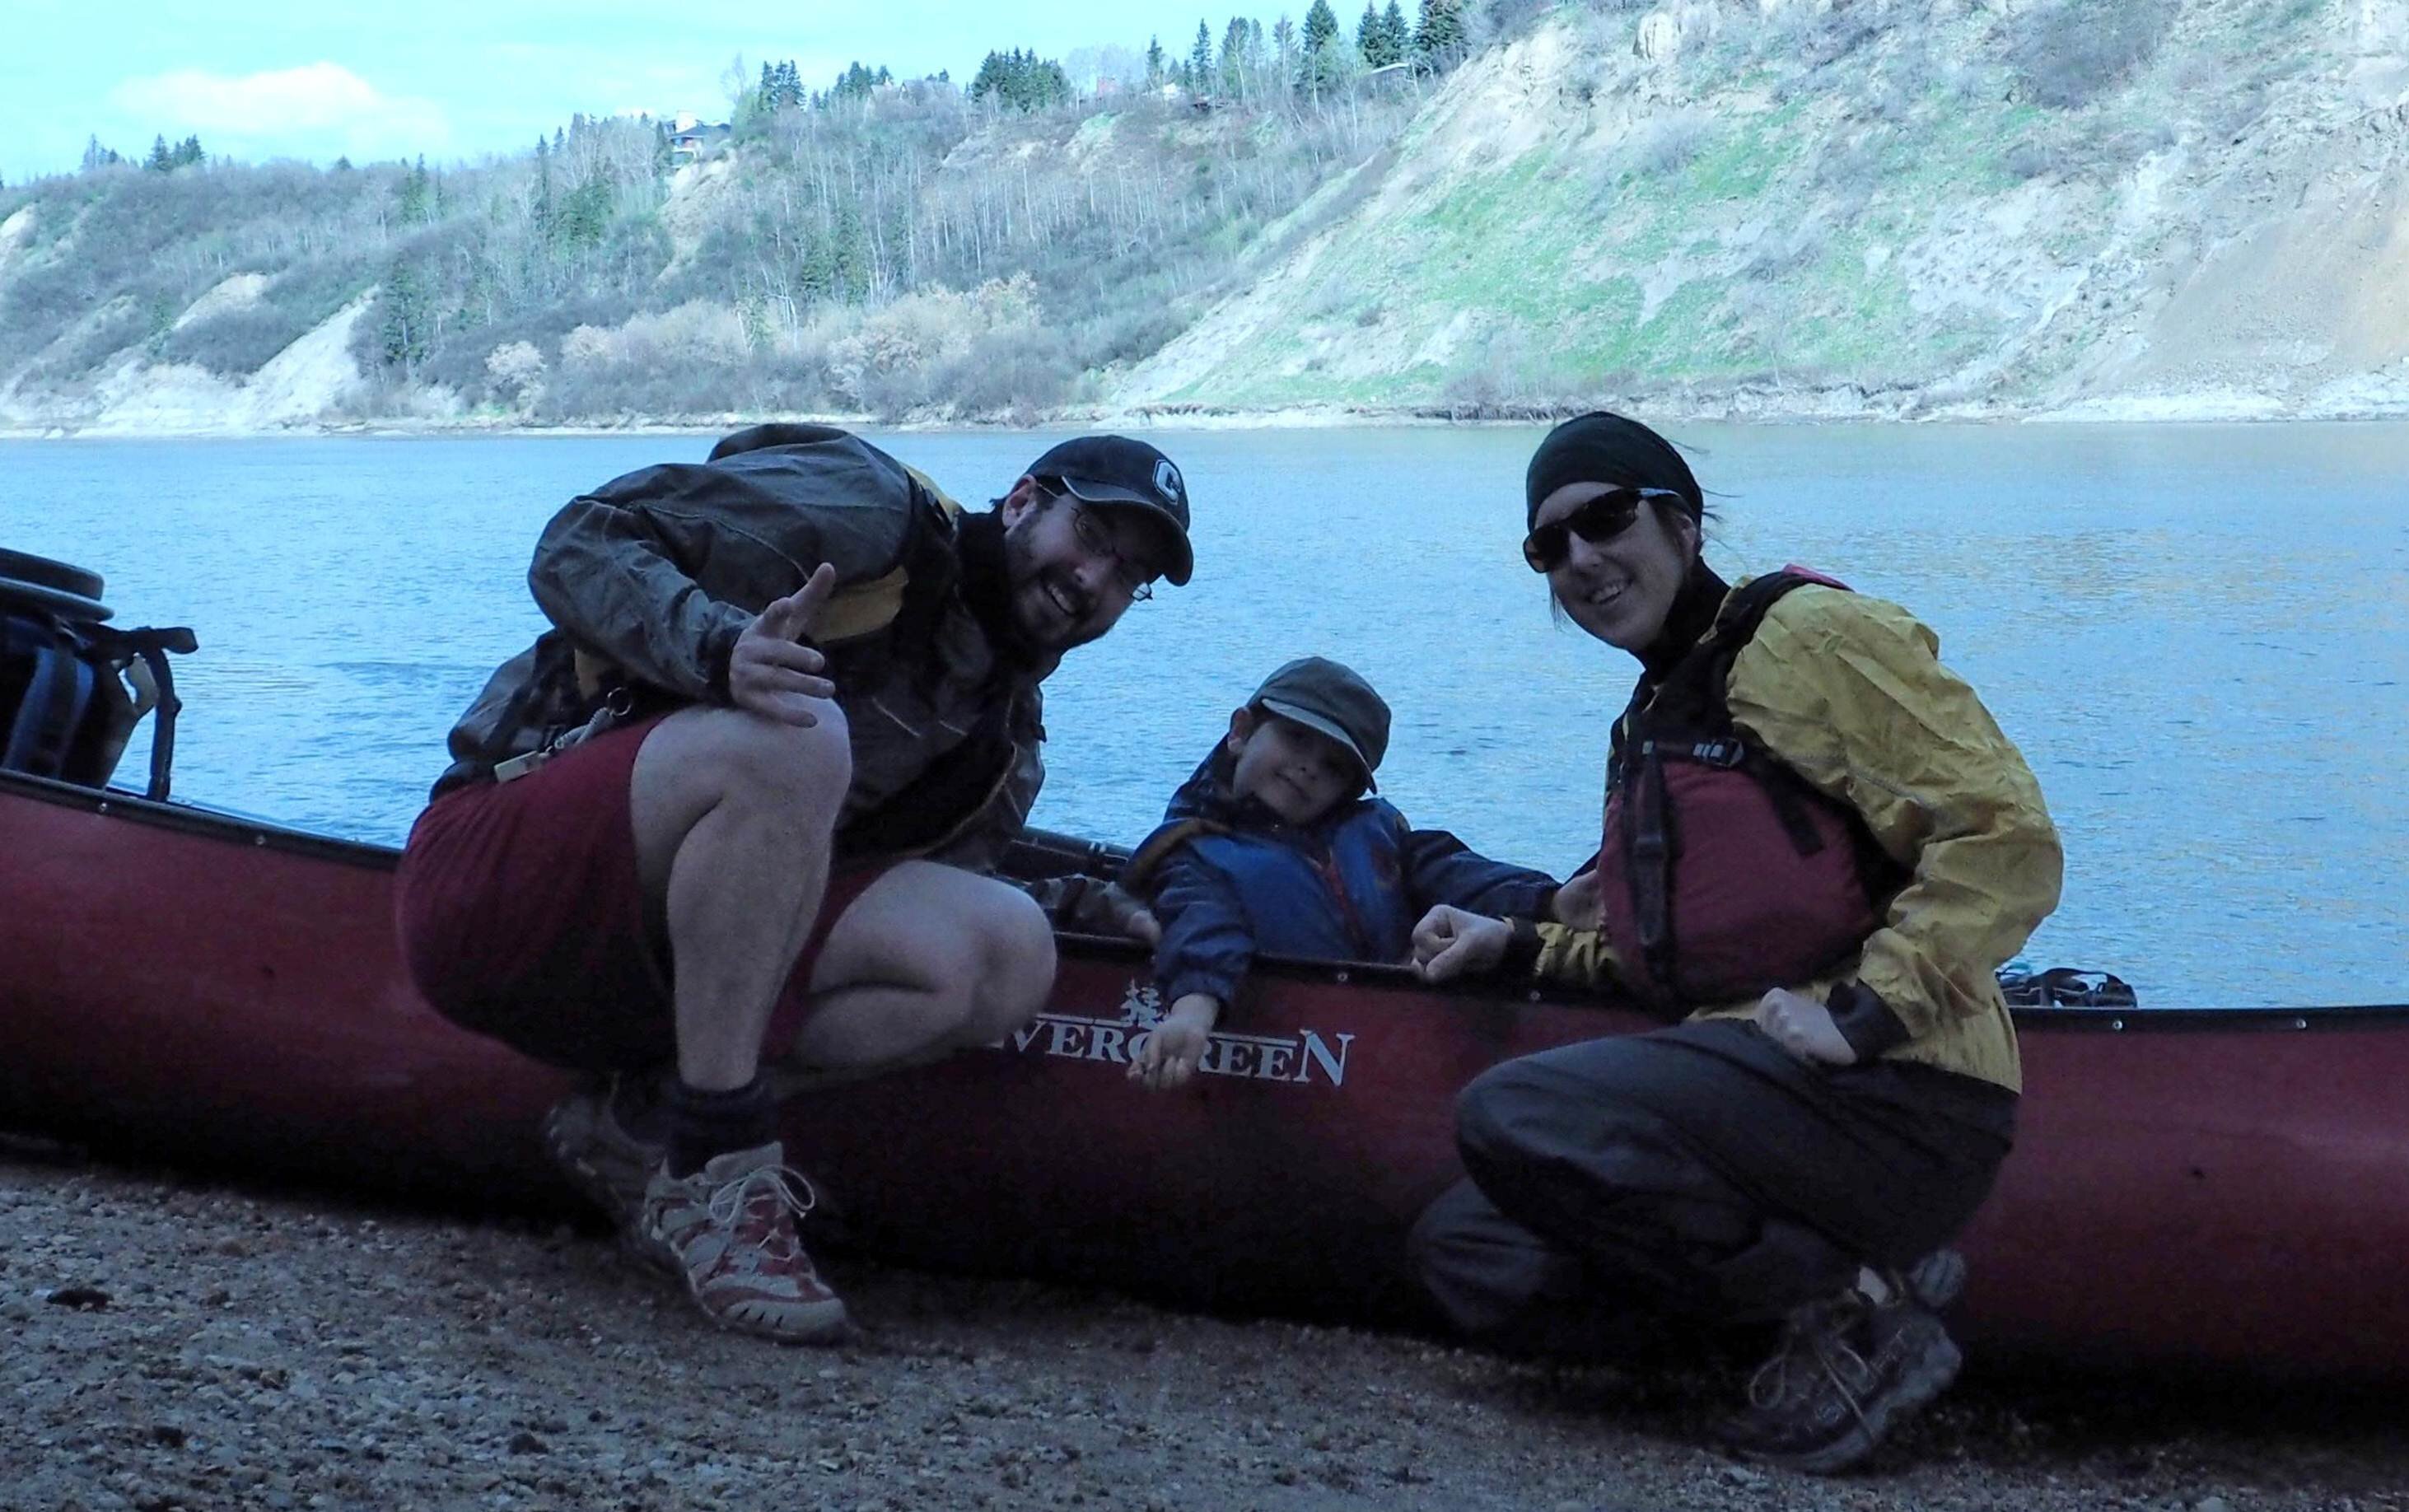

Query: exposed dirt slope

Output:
[1108, 0, 2409, 421]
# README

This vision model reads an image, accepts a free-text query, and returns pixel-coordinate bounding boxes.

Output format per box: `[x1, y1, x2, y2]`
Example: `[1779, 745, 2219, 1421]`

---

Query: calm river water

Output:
[3, 423, 2404, 1006]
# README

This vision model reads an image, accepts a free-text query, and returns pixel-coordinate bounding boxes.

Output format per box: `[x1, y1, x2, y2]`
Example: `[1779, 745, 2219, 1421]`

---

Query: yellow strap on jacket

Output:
[571, 466, 965, 703]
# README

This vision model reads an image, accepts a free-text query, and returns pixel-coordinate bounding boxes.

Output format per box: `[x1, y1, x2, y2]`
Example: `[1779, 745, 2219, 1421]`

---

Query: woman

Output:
[1410, 412, 2062, 1474]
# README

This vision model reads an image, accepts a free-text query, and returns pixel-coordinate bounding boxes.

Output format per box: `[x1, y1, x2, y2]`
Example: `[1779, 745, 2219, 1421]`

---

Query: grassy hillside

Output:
[1113, 0, 2409, 419]
[5, 0, 2407, 429]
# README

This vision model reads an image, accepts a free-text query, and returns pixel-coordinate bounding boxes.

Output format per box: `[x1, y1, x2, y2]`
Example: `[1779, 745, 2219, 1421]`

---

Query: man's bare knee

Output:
[701, 709, 851, 813]
[631, 707, 852, 898]
[964, 888, 1057, 1041]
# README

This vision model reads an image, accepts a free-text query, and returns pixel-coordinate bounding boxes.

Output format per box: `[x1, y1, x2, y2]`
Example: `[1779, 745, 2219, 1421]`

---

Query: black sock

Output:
[608, 1070, 670, 1145]
[665, 1076, 777, 1178]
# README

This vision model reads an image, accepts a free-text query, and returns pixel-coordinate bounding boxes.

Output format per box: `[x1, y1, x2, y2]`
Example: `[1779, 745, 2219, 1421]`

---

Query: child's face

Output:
[1226, 708, 1361, 826]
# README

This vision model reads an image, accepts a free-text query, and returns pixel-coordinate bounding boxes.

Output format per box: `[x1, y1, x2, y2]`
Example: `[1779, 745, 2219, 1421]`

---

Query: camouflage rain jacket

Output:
[432, 424, 1046, 870]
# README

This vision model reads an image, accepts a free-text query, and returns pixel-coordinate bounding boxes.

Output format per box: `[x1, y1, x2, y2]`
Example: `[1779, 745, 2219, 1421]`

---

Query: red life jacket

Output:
[1596, 569, 1905, 1012]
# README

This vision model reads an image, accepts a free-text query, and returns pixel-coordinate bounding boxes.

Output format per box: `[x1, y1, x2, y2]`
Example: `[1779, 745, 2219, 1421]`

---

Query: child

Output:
[1126, 656, 1557, 1090]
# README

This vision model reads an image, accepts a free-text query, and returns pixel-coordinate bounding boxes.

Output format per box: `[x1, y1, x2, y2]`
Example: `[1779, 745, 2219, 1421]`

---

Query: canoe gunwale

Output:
[6, 768, 2404, 1030]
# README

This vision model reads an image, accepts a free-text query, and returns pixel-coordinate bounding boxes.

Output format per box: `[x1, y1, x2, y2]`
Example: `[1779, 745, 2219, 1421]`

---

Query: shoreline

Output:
[7, 390, 2409, 441]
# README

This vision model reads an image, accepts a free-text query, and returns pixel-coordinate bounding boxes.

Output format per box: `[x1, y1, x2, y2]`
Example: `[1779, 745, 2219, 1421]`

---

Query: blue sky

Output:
[2, 0, 1300, 182]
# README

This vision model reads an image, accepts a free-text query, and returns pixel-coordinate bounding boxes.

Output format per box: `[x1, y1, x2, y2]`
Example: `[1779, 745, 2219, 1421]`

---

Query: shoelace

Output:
[1747, 1299, 1876, 1434]
[703, 1162, 819, 1252]
[1804, 1330, 1877, 1435]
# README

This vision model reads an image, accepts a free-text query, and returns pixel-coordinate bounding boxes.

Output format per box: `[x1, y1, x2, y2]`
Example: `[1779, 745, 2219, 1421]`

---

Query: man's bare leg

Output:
[585, 703, 857, 1343]
[787, 861, 1058, 1072]
[628, 704, 852, 1091]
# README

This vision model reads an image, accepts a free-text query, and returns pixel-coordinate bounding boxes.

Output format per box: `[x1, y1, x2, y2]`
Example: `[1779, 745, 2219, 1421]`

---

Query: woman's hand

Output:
[1551, 869, 1602, 931]
[1412, 907, 1511, 983]
[729, 563, 838, 726]
[1753, 987, 1858, 1066]
[1129, 994, 1219, 1090]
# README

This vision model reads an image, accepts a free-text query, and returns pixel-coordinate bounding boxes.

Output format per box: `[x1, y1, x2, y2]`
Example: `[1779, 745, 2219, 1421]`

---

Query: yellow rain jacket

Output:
[1531, 581, 2063, 1094]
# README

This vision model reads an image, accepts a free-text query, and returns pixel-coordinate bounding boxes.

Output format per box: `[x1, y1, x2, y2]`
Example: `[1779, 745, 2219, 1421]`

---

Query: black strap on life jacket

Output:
[1608, 571, 1875, 997]
[86, 623, 197, 800]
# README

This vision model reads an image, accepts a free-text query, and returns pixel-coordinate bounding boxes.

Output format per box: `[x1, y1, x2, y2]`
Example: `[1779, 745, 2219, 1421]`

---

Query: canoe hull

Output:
[3, 772, 2406, 1379]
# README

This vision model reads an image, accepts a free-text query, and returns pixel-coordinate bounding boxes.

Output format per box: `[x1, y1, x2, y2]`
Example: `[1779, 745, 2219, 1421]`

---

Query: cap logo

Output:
[1154, 459, 1184, 506]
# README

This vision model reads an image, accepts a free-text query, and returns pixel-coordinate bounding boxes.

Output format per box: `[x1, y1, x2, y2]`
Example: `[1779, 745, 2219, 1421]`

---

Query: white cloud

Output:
[105, 63, 452, 163]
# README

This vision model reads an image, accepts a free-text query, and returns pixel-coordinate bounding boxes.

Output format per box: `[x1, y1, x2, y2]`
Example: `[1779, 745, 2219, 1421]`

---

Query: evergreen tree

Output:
[1221, 15, 1254, 96]
[1382, 1, 1408, 63]
[1146, 35, 1166, 86]
[1300, 0, 1348, 90]
[833, 62, 880, 101]
[81, 134, 122, 171]
[970, 49, 1010, 104]
[1356, 2, 1397, 67]
[1303, 0, 1340, 54]
[1189, 20, 1214, 91]
[531, 136, 555, 245]
[1414, 0, 1465, 64]
[172, 134, 205, 168]
[970, 47, 1070, 110]
[379, 258, 433, 375]
[558, 178, 611, 249]
[397, 156, 432, 222]
[144, 134, 172, 172]
[1272, 16, 1297, 81]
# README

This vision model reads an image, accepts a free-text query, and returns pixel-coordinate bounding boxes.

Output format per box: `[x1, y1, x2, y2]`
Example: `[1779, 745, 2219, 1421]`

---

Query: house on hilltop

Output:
[667, 114, 731, 162]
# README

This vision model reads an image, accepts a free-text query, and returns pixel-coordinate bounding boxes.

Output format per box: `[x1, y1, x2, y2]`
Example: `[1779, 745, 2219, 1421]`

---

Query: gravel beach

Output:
[3, 1144, 2402, 1512]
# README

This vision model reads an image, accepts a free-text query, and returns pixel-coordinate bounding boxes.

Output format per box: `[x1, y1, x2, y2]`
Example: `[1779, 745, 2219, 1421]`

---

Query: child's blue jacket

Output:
[1128, 746, 1558, 1012]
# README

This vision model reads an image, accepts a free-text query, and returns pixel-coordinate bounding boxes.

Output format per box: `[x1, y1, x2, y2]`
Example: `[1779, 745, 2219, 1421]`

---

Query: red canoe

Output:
[3, 767, 2405, 1381]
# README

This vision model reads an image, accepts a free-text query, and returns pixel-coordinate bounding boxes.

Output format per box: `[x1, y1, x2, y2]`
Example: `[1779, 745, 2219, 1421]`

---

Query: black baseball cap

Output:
[1024, 435, 1194, 587]
[1249, 656, 1390, 790]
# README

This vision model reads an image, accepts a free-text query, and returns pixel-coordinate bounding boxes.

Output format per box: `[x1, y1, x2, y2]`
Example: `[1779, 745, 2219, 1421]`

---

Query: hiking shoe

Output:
[1716, 1286, 1963, 1475]
[634, 1141, 849, 1344]
[541, 1074, 663, 1234]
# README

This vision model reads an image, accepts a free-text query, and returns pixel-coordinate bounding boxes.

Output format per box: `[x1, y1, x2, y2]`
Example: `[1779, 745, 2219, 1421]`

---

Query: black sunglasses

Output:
[1522, 487, 1689, 572]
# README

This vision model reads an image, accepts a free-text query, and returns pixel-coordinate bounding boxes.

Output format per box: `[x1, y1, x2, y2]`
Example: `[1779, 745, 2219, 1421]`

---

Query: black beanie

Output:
[1524, 412, 1703, 525]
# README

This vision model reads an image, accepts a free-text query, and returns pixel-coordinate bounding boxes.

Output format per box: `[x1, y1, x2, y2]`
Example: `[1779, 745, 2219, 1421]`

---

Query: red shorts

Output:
[393, 715, 886, 1071]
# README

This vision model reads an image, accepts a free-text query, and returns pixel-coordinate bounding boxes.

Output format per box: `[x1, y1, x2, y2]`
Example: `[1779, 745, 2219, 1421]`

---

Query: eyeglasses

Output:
[1521, 487, 1688, 573]
[1056, 490, 1157, 602]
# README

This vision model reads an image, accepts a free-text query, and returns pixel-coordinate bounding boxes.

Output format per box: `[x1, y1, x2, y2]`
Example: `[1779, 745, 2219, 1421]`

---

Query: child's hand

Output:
[1412, 906, 1511, 982]
[1129, 995, 1219, 1091]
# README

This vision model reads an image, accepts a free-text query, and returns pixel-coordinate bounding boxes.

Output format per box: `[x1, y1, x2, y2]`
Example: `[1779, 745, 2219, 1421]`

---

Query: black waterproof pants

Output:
[1410, 1018, 2015, 1351]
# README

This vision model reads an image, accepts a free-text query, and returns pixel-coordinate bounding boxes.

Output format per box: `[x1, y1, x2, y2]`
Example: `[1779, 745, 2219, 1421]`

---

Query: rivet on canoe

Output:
[1528, 990, 1543, 1004]
[253, 834, 268, 847]
[1334, 970, 1350, 984]
[2111, 1019, 2125, 1031]
[96, 801, 110, 815]
[2294, 1018, 2309, 1030]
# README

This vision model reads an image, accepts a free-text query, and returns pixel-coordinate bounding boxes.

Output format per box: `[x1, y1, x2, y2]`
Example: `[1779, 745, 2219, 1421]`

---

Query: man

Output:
[394, 424, 1193, 1342]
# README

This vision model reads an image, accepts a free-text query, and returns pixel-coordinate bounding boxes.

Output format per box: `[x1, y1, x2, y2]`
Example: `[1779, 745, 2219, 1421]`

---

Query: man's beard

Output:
[1001, 516, 1104, 653]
